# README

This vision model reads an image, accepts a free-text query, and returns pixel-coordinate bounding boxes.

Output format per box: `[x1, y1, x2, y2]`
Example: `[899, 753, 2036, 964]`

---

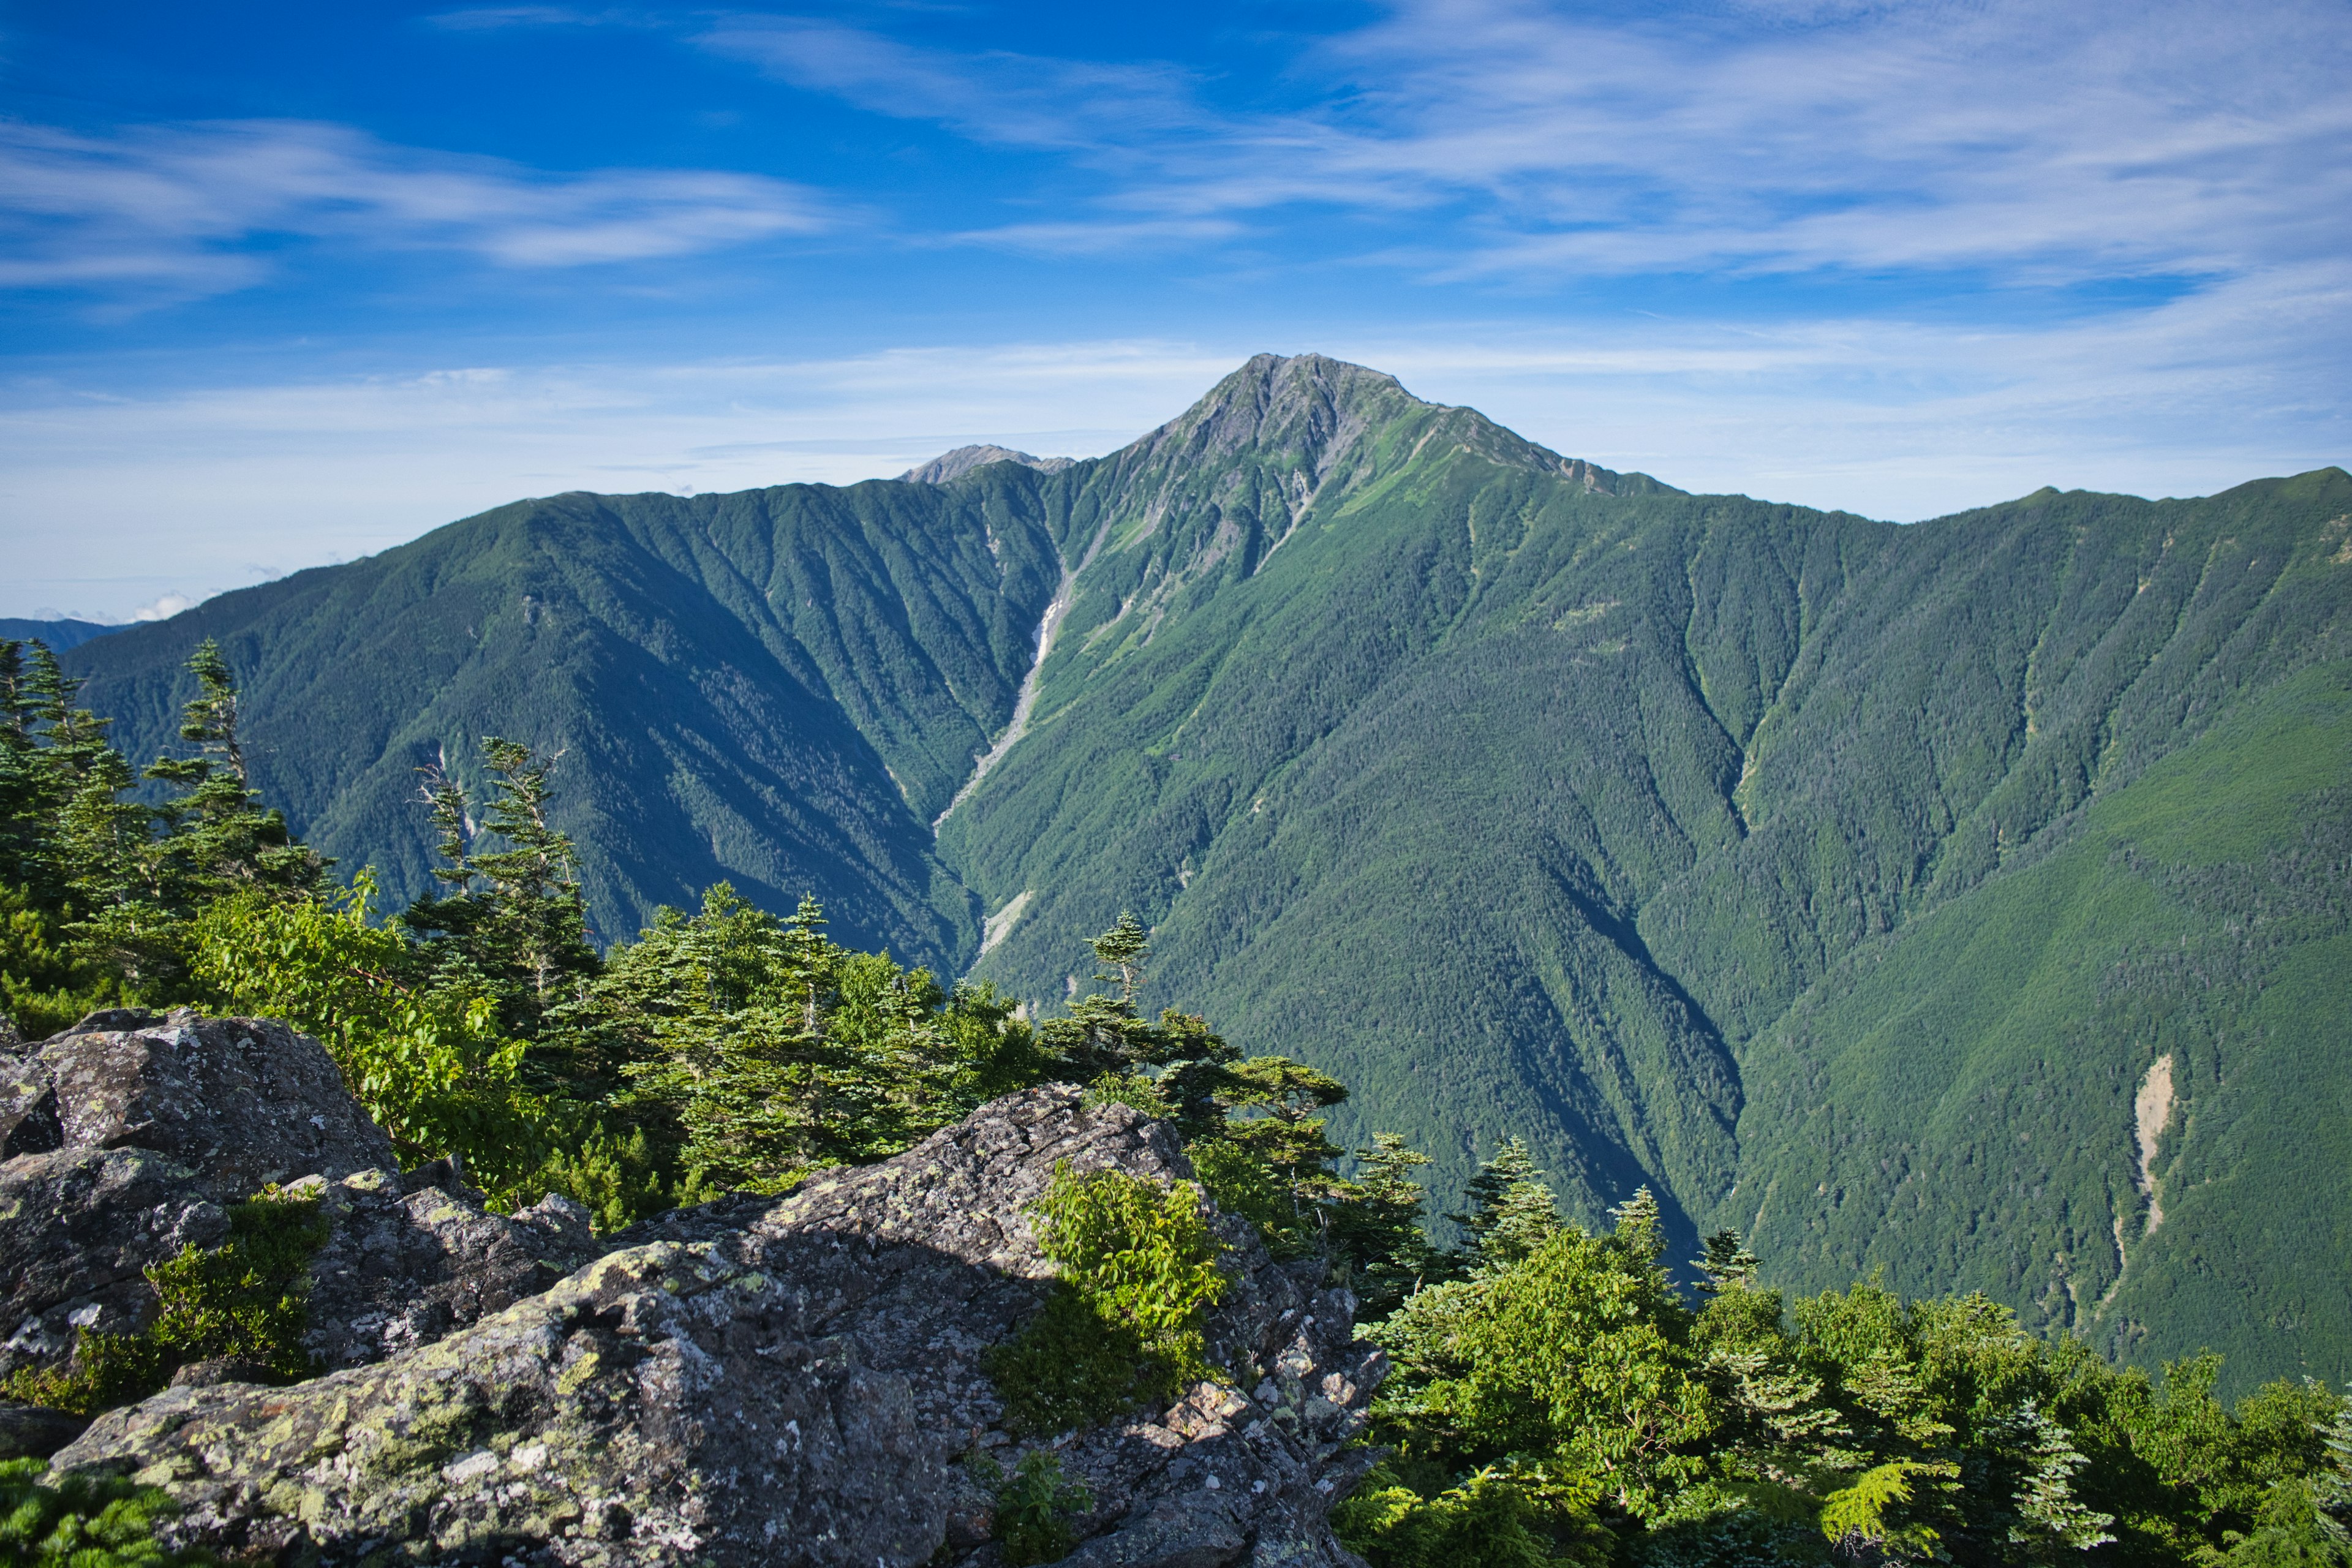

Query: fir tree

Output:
[144, 639, 326, 908]
[404, 737, 597, 1032]
[1449, 1135, 1562, 1269]
[1694, 1227, 1762, 1295]
[1328, 1132, 1440, 1318]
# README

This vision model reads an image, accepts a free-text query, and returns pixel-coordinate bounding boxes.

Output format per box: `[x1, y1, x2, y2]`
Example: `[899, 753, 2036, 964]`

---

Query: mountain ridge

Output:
[51, 356, 2352, 1391]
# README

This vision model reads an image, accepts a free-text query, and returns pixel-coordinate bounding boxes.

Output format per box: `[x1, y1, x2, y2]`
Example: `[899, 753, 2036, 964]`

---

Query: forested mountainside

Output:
[0, 618, 119, 652]
[64, 354, 2352, 1390]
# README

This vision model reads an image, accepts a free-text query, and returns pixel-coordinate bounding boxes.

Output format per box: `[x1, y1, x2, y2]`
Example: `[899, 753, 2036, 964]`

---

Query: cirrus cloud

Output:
[0, 116, 837, 297]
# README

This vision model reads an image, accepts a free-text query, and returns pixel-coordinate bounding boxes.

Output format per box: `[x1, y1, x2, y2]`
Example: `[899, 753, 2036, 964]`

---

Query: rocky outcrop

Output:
[0, 1006, 529, 1382]
[25, 1008, 398, 1200]
[296, 1169, 603, 1372]
[15, 1011, 1379, 1565]
[0, 1147, 230, 1379]
[50, 1076, 1380, 1566]
[899, 445, 1077, 484]
[2, 1012, 594, 1385]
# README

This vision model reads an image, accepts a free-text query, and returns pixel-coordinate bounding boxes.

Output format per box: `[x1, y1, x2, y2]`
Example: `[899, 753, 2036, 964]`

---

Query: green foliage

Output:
[584, 883, 1039, 1202]
[186, 874, 545, 1191]
[1817, 1460, 1956, 1561]
[1373, 1194, 1711, 1520]
[0, 1457, 217, 1568]
[401, 737, 597, 1036]
[968, 1449, 1092, 1567]
[1334, 1461, 1605, 1567]
[1351, 1183, 2352, 1568]
[984, 1163, 1229, 1434]
[4, 1189, 329, 1417]
[0, 880, 118, 1038]
[1450, 1137, 1566, 1271]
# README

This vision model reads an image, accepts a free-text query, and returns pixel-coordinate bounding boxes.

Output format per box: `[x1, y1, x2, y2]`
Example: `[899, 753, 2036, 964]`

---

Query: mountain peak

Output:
[898, 445, 1076, 485]
[1116, 352, 1629, 499]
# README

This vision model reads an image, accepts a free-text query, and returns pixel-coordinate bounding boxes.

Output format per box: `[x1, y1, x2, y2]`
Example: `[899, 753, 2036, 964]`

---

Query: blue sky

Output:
[3, 0, 2347, 620]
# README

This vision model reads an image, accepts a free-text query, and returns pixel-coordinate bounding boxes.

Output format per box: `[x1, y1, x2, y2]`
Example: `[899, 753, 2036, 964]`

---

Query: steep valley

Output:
[61, 353, 2352, 1392]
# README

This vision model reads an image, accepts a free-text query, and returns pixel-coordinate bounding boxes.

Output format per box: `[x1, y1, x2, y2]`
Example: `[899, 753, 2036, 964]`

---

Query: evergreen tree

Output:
[403, 737, 598, 1033]
[1040, 911, 1164, 1078]
[143, 639, 326, 908]
[1328, 1133, 1441, 1319]
[1449, 1136, 1563, 1270]
[1694, 1227, 1762, 1295]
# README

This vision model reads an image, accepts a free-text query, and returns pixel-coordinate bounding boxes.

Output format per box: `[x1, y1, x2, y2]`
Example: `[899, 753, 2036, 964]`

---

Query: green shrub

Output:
[188, 878, 546, 1191]
[0, 1457, 216, 1567]
[984, 1162, 1229, 1434]
[968, 1449, 1091, 1566]
[3, 1189, 328, 1416]
[1333, 1463, 1604, 1568]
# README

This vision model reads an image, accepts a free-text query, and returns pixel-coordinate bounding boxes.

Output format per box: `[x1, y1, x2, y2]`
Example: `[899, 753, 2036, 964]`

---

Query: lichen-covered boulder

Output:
[0, 1050, 62, 1157]
[4, 1011, 593, 1387]
[0, 1146, 228, 1381]
[55, 1085, 1381, 1567]
[28, 1010, 398, 1200]
[297, 1169, 605, 1371]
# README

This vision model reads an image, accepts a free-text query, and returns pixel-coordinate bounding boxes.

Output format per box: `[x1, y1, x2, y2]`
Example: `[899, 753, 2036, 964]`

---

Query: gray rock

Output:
[55, 1085, 1379, 1567]
[31, 1012, 398, 1200]
[5, 1014, 581, 1387]
[167, 1357, 274, 1390]
[0, 1398, 89, 1460]
[0, 1146, 228, 1381]
[0, 1051, 62, 1157]
[296, 1169, 608, 1371]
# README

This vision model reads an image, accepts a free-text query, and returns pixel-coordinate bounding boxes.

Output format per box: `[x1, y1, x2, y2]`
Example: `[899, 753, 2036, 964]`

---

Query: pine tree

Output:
[143, 639, 325, 908]
[1448, 1136, 1562, 1270]
[404, 737, 597, 1032]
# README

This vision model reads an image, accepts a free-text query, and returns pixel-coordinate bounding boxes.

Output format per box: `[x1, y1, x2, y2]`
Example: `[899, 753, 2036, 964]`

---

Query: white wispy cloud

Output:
[676, 0, 2352, 292]
[0, 118, 836, 296]
[695, 17, 1204, 151]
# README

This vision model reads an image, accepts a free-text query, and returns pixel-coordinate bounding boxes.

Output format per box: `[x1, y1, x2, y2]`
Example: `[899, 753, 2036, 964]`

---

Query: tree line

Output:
[1, 636, 2346, 1567]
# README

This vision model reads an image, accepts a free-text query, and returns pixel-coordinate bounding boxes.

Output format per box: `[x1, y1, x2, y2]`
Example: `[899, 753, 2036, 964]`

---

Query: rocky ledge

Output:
[6, 1010, 1382, 1566]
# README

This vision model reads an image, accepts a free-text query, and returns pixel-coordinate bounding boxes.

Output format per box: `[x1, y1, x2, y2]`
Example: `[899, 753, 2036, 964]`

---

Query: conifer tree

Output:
[144, 639, 325, 907]
[1449, 1135, 1562, 1269]
[1041, 911, 1163, 1077]
[1328, 1133, 1439, 1318]
[404, 737, 597, 1031]
[1694, 1227, 1762, 1294]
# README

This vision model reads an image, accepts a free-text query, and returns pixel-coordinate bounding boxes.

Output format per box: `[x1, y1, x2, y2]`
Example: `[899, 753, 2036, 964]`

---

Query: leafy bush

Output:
[968, 1449, 1092, 1566]
[188, 876, 545, 1193]
[4, 1189, 328, 1416]
[1334, 1462, 1605, 1567]
[0, 1458, 216, 1567]
[984, 1162, 1229, 1434]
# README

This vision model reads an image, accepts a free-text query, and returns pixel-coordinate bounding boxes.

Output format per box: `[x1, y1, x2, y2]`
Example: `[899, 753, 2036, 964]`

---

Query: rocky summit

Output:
[4, 1009, 1382, 1566]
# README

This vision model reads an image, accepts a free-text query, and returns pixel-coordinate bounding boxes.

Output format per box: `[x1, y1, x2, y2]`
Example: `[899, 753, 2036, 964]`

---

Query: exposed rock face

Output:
[29, 1009, 398, 1200]
[297, 1169, 604, 1372]
[0, 1147, 229, 1380]
[56, 1083, 1381, 1567]
[899, 444, 1078, 484]
[2, 1012, 592, 1387]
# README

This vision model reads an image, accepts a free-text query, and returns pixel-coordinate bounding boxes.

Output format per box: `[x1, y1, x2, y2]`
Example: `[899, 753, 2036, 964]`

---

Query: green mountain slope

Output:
[59, 354, 2351, 1389]
[1728, 657, 2352, 1384]
[0, 617, 121, 652]
[67, 472, 1065, 965]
